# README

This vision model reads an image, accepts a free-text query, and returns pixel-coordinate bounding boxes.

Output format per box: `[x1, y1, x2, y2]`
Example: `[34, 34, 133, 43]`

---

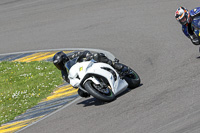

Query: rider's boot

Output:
[113, 63, 130, 78]
[78, 89, 90, 98]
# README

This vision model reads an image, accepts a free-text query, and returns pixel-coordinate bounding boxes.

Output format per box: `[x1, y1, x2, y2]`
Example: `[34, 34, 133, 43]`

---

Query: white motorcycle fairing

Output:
[68, 60, 128, 96]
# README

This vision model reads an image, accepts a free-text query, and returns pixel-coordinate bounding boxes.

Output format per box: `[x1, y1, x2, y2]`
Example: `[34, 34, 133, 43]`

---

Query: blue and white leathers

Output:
[182, 7, 200, 39]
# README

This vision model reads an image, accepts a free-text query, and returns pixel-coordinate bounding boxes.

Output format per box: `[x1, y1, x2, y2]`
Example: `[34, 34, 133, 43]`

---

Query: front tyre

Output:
[84, 80, 116, 102]
[124, 68, 140, 89]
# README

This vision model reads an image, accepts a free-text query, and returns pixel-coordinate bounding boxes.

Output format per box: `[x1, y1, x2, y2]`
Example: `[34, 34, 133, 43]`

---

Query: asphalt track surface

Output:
[1, 0, 200, 133]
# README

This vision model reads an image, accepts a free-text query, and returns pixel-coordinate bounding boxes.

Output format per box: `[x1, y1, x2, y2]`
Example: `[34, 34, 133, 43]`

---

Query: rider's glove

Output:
[61, 70, 70, 83]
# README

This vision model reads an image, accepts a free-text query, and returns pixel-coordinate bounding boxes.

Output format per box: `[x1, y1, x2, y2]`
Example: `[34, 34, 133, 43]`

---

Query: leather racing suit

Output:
[182, 7, 200, 45]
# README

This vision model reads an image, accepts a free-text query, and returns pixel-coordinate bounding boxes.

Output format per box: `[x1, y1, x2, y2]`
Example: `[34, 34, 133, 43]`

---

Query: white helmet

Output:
[175, 7, 190, 25]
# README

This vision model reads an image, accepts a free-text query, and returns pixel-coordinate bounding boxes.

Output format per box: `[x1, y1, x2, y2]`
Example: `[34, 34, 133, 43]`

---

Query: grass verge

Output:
[0, 61, 63, 126]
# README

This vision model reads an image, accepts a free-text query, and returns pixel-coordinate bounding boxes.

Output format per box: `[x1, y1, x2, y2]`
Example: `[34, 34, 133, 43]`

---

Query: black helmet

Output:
[53, 51, 69, 70]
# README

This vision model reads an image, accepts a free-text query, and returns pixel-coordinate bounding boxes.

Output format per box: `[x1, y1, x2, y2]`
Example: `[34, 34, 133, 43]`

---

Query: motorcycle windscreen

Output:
[65, 57, 78, 72]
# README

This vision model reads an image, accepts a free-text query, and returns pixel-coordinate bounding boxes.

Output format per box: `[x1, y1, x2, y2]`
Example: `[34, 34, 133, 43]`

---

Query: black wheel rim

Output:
[91, 83, 112, 96]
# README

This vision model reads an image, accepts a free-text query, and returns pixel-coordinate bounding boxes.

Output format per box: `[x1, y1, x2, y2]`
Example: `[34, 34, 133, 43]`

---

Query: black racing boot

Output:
[113, 63, 130, 78]
[78, 89, 90, 98]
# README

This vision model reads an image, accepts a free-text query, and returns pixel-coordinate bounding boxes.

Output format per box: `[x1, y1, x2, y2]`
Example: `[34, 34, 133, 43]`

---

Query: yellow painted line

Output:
[53, 86, 74, 94]
[30, 53, 58, 61]
[19, 52, 54, 62]
[43, 89, 78, 101]
[0, 125, 27, 133]
[0, 116, 43, 133]
[13, 52, 43, 62]
[56, 85, 73, 90]
[30, 51, 73, 62]
[25, 52, 56, 62]
[53, 88, 74, 94]
[0, 121, 25, 130]
[0, 116, 43, 129]
[40, 84, 75, 101]
[13, 52, 52, 62]
[13, 51, 73, 62]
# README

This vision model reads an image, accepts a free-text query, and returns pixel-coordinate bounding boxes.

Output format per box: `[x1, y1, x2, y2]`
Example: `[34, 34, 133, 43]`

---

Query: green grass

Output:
[0, 61, 63, 126]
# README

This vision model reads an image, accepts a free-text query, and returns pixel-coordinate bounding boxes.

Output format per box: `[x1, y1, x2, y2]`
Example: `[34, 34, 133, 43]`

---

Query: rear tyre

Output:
[124, 68, 140, 89]
[84, 80, 116, 102]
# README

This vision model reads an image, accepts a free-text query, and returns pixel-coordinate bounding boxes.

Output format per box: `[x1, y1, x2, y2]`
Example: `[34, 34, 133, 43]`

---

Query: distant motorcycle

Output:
[191, 15, 200, 53]
[192, 16, 200, 41]
[66, 57, 140, 102]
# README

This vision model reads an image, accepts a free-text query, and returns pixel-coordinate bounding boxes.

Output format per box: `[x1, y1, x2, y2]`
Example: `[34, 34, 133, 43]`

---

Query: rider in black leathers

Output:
[53, 50, 129, 98]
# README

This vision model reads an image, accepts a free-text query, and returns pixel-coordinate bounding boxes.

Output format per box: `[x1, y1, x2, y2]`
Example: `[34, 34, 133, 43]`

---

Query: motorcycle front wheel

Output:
[84, 80, 116, 102]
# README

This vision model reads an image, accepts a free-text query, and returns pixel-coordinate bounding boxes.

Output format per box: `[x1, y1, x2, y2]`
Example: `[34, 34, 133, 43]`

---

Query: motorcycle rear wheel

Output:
[124, 68, 140, 89]
[84, 80, 116, 102]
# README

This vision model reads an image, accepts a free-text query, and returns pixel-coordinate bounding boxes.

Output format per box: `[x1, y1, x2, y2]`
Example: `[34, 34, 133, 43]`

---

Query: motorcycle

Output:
[65, 57, 140, 102]
[191, 15, 200, 53]
[192, 16, 200, 40]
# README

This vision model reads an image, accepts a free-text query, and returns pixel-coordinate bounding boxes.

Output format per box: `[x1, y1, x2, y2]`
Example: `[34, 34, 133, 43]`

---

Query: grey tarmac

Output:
[1, 0, 200, 133]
